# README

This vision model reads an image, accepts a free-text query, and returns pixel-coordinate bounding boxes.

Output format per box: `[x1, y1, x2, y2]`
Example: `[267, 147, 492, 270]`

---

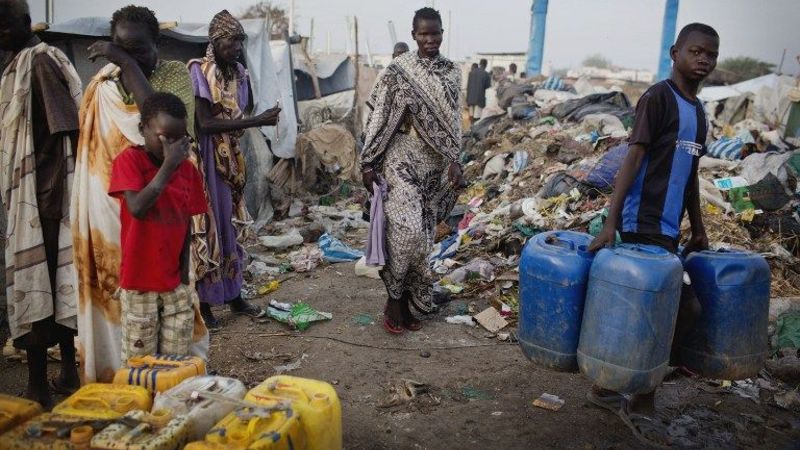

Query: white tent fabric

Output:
[262, 40, 298, 158]
[699, 74, 796, 129]
[698, 74, 791, 102]
[46, 17, 298, 157]
[171, 20, 298, 158]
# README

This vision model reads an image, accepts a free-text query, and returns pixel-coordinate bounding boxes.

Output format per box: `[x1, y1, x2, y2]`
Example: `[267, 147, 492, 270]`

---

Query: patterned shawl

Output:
[0, 43, 82, 340]
[188, 56, 247, 197]
[72, 61, 208, 383]
[361, 51, 462, 171]
[187, 39, 252, 285]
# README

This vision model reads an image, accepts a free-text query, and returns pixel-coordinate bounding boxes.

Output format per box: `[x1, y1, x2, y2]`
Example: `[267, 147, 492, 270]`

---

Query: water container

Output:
[673, 249, 771, 379]
[184, 406, 305, 450]
[153, 375, 247, 440]
[245, 376, 342, 450]
[577, 244, 683, 394]
[52, 384, 152, 420]
[0, 394, 42, 435]
[113, 354, 206, 393]
[91, 409, 192, 450]
[518, 230, 595, 371]
[0, 412, 108, 449]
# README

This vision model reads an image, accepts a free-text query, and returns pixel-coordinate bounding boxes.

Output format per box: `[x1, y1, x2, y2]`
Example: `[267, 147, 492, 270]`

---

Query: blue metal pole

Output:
[657, 0, 679, 81]
[526, 0, 549, 76]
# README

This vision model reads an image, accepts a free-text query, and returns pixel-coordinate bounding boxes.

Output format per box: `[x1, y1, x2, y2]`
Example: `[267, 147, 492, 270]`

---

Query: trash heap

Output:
[243, 76, 799, 334]
[437, 76, 800, 308]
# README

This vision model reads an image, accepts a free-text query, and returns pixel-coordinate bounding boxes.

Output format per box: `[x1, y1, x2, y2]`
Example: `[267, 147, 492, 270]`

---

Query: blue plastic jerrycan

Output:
[673, 249, 771, 380]
[518, 231, 595, 371]
[577, 244, 683, 394]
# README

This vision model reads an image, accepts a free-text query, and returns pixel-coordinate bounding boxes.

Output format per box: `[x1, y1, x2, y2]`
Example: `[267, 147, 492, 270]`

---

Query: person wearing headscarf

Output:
[361, 7, 463, 334]
[189, 10, 280, 329]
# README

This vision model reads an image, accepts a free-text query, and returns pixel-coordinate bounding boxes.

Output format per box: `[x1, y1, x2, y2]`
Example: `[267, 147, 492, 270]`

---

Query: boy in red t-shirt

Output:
[109, 92, 207, 362]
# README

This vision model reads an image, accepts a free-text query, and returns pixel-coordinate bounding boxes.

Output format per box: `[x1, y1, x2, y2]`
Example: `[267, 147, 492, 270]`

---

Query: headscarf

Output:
[206, 10, 246, 61]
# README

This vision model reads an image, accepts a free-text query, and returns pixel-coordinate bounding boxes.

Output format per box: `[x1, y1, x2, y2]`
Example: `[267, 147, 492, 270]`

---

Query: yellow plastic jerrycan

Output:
[0, 412, 104, 450]
[0, 394, 43, 435]
[184, 405, 306, 450]
[90, 409, 192, 450]
[245, 376, 342, 450]
[113, 354, 206, 393]
[52, 383, 152, 420]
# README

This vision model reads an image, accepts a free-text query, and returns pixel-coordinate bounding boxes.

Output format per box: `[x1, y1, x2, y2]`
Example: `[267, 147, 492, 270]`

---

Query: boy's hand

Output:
[161, 136, 190, 169]
[683, 232, 709, 255]
[588, 226, 616, 252]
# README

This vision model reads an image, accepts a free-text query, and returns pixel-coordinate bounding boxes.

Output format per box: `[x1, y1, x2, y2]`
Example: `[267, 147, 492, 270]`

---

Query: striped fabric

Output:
[707, 136, 745, 160]
[541, 76, 566, 91]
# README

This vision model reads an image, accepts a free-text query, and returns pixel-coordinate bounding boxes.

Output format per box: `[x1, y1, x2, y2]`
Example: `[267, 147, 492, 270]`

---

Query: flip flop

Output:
[200, 312, 221, 332]
[402, 319, 423, 332]
[586, 390, 623, 413]
[231, 303, 267, 319]
[383, 317, 405, 335]
[617, 401, 671, 449]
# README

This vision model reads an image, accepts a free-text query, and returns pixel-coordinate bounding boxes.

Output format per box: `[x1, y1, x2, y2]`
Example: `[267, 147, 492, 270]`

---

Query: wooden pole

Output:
[353, 16, 361, 137]
[300, 43, 322, 100]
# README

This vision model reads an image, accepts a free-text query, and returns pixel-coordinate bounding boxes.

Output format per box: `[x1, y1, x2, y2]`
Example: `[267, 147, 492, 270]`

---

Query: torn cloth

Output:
[366, 179, 388, 266]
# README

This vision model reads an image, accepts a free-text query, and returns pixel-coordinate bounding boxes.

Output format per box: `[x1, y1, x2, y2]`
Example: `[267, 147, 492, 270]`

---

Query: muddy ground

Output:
[1, 262, 799, 449]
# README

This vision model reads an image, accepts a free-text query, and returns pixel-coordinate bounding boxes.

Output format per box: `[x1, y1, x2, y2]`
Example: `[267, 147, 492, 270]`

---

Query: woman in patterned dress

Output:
[360, 7, 464, 334]
[190, 10, 280, 329]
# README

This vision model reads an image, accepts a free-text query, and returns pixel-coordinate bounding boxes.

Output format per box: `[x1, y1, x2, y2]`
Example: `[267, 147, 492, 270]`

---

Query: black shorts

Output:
[619, 232, 679, 254]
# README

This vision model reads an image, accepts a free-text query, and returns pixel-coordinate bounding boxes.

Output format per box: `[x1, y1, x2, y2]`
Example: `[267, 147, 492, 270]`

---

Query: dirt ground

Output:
[1, 262, 799, 449]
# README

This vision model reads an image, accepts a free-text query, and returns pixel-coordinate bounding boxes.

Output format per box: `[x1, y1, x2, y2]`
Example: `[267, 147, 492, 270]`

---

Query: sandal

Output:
[200, 312, 221, 332]
[617, 399, 671, 449]
[230, 302, 267, 319]
[402, 319, 422, 332]
[586, 390, 623, 413]
[383, 317, 405, 335]
[399, 293, 422, 331]
[50, 377, 79, 396]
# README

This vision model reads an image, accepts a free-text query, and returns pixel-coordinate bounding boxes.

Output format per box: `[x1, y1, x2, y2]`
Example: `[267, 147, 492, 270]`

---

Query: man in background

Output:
[466, 58, 491, 125]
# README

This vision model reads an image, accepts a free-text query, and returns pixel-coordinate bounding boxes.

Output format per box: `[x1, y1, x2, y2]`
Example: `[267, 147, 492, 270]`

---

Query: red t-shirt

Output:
[109, 147, 207, 292]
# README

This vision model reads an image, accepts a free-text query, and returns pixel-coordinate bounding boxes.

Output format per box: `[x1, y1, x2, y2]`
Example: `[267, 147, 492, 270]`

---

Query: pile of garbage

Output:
[441, 75, 800, 304]
[241, 76, 799, 346]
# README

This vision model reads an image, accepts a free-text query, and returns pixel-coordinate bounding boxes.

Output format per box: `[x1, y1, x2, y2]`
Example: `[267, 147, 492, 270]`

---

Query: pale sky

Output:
[29, 0, 800, 74]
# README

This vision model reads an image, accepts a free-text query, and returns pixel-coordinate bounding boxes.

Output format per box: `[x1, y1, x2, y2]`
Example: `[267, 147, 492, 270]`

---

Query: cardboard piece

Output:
[473, 308, 509, 333]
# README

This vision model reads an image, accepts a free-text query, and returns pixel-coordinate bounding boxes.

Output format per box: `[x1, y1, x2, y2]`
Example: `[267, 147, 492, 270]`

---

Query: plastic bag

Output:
[319, 233, 363, 263]
[267, 302, 332, 331]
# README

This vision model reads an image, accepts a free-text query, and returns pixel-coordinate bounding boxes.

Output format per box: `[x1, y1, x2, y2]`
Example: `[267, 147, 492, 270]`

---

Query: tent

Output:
[40, 17, 298, 159]
[699, 74, 796, 131]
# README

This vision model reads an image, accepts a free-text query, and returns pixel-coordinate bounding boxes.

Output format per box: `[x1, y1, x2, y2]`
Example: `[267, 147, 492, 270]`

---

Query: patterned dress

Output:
[361, 52, 462, 313]
[188, 57, 251, 306]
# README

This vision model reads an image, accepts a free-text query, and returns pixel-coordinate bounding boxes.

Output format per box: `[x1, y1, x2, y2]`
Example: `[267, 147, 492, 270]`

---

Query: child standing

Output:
[587, 23, 720, 447]
[109, 92, 207, 362]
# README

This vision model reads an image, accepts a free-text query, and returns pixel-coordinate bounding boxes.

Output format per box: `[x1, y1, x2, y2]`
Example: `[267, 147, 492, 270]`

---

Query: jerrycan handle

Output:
[129, 356, 180, 369]
[267, 381, 310, 403]
[544, 234, 575, 251]
[627, 244, 667, 255]
[68, 396, 111, 409]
